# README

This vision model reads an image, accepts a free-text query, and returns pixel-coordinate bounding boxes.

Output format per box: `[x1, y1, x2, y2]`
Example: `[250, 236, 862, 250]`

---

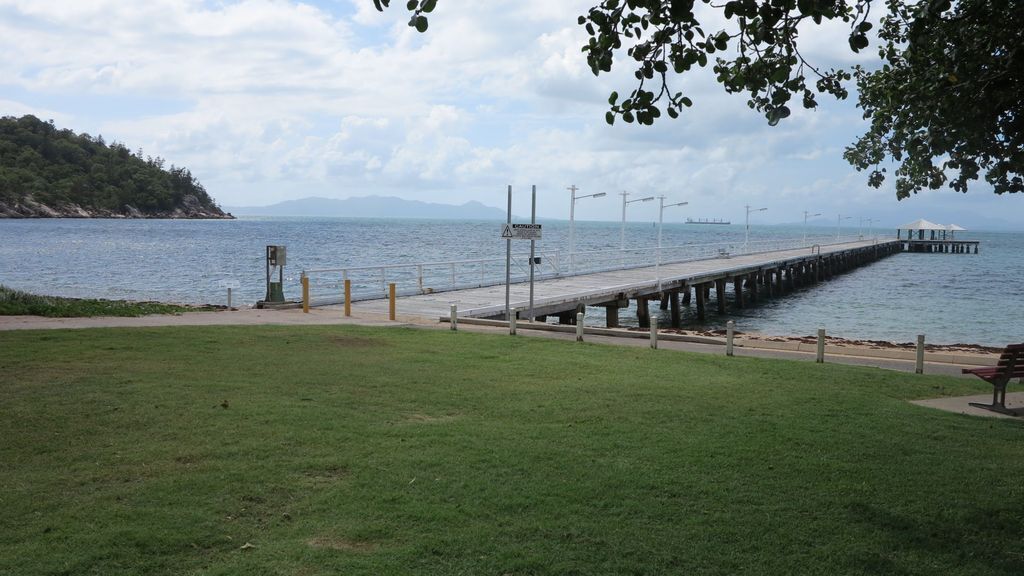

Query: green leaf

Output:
[421, 0, 437, 13]
[605, 111, 615, 125]
[414, 15, 428, 32]
[608, 91, 619, 106]
[406, 0, 417, 10]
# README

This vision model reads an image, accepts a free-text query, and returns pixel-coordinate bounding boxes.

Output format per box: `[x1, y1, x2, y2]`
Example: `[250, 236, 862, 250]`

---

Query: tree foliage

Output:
[0, 115, 226, 215]
[845, 0, 1023, 197]
[375, 0, 1022, 198]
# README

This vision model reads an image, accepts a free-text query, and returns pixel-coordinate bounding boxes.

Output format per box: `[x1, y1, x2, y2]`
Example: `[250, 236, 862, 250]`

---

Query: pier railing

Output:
[302, 234, 870, 305]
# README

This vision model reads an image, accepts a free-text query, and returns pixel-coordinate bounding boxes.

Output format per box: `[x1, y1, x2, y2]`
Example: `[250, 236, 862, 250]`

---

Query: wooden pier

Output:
[902, 239, 979, 254]
[348, 239, 903, 328]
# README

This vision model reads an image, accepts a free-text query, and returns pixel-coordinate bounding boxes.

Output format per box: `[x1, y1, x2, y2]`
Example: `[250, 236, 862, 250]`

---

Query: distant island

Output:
[0, 115, 231, 219]
[227, 195, 508, 220]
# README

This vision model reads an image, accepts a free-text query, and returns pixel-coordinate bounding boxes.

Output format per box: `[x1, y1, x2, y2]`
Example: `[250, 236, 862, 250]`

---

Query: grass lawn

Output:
[1, 325, 1022, 575]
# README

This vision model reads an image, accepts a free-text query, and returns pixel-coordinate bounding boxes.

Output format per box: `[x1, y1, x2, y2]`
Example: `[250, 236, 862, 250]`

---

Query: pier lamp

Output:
[836, 214, 852, 239]
[745, 205, 767, 250]
[859, 217, 875, 239]
[803, 211, 821, 243]
[656, 196, 688, 289]
[620, 191, 654, 250]
[658, 197, 689, 249]
[568, 185, 606, 272]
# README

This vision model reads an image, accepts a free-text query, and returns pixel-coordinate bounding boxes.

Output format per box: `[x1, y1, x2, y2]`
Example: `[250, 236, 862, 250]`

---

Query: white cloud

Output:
[0, 0, 1012, 223]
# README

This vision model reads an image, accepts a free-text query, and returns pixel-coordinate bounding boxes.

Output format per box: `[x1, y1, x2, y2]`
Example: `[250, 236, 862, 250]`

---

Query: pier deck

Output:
[350, 239, 901, 325]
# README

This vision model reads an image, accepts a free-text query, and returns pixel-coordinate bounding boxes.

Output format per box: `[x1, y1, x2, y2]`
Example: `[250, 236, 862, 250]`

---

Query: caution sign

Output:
[500, 223, 542, 240]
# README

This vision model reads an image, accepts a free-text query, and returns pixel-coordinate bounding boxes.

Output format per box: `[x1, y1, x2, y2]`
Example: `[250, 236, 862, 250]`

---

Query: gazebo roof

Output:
[946, 223, 968, 231]
[899, 218, 945, 230]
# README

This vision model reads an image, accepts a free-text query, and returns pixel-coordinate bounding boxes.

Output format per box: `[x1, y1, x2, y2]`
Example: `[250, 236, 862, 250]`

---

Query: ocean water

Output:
[1, 217, 1021, 346]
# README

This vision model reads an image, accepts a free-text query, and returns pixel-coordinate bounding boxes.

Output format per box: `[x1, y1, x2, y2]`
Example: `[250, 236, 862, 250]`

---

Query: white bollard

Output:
[915, 334, 925, 374]
[726, 320, 735, 356]
[450, 304, 457, 331]
[227, 287, 233, 310]
[576, 313, 584, 342]
[510, 311, 517, 336]
[650, 318, 658, 349]
[816, 328, 825, 363]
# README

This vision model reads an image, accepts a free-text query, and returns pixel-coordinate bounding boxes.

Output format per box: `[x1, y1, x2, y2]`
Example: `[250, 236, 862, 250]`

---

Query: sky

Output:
[1, 0, 1021, 229]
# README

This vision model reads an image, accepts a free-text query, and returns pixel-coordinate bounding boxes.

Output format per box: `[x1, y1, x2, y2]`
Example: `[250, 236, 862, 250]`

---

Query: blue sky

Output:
[1, 0, 1021, 229]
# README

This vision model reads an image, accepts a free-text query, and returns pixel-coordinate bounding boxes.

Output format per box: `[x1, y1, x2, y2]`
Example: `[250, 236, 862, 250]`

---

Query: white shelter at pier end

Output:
[897, 218, 945, 241]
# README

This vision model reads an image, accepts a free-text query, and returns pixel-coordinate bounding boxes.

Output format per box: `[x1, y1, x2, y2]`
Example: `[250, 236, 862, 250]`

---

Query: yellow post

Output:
[344, 279, 351, 317]
[389, 283, 396, 320]
[301, 276, 310, 313]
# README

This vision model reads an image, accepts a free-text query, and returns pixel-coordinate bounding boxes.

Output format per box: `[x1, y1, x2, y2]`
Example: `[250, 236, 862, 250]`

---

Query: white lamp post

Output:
[836, 214, 852, 239]
[620, 191, 654, 250]
[656, 196, 687, 289]
[803, 211, 821, 243]
[568, 185, 606, 273]
[658, 196, 688, 249]
[745, 205, 767, 250]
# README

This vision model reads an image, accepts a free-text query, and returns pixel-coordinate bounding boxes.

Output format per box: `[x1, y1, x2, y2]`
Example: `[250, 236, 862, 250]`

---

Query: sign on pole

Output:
[500, 223, 542, 240]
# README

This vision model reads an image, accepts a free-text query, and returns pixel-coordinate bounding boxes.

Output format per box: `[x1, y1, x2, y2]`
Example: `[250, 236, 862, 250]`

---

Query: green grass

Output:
[1, 325, 1022, 575]
[0, 285, 202, 317]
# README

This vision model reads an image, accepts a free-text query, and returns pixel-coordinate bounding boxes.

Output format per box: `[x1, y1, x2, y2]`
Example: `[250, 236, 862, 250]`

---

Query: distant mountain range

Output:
[225, 196, 508, 220]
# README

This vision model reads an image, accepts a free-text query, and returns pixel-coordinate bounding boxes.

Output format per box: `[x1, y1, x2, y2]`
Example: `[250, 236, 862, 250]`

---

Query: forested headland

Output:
[0, 115, 232, 219]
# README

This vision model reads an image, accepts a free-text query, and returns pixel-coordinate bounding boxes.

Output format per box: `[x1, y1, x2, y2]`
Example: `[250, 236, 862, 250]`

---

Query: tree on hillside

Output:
[373, 0, 1023, 198]
[0, 115, 224, 215]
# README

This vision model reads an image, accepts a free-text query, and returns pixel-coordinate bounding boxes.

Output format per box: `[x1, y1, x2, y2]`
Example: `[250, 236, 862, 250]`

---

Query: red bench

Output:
[963, 343, 1024, 415]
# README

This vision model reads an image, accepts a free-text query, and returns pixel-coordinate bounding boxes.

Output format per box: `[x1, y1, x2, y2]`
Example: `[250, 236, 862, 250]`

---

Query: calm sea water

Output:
[1, 217, 1021, 346]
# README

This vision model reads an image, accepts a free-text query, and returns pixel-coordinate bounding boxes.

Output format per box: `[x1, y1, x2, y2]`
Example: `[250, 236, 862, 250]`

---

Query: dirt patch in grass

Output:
[300, 466, 350, 486]
[400, 412, 460, 424]
[307, 536, 379, 553]
[325, 335, 388, 348]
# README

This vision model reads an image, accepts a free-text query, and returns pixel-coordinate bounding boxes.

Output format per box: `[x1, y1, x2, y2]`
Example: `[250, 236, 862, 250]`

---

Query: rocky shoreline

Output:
[0, 196, 234, 219]
[656, 328, 1004, 355]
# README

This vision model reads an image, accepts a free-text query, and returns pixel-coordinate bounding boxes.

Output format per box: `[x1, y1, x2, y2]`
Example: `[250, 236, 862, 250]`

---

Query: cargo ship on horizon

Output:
[686, 217, 731, 225]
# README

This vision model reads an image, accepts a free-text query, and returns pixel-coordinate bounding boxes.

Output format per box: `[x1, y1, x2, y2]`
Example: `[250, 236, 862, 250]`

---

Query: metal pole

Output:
[510, 310, 517, 335]
[529, 184, 536, 321]
[450, 304, 457, 331]
[745, 205, 750, 249]
[505, 184, 512, 321]
[658, 196, 665, 250]
[816, 328, 825, 363]
[657, 196, 665, 287]
[726, 320, 735, 356]
[836, 214, 841, 240]
[915, 334, 925, 374]
[620, 191, 628, 250]
[227, 287, 232, 310]
[568, 184, 578, 273]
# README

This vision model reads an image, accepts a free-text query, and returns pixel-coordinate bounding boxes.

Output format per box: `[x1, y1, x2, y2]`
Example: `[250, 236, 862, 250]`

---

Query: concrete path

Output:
[911, 393, 1024, 420]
